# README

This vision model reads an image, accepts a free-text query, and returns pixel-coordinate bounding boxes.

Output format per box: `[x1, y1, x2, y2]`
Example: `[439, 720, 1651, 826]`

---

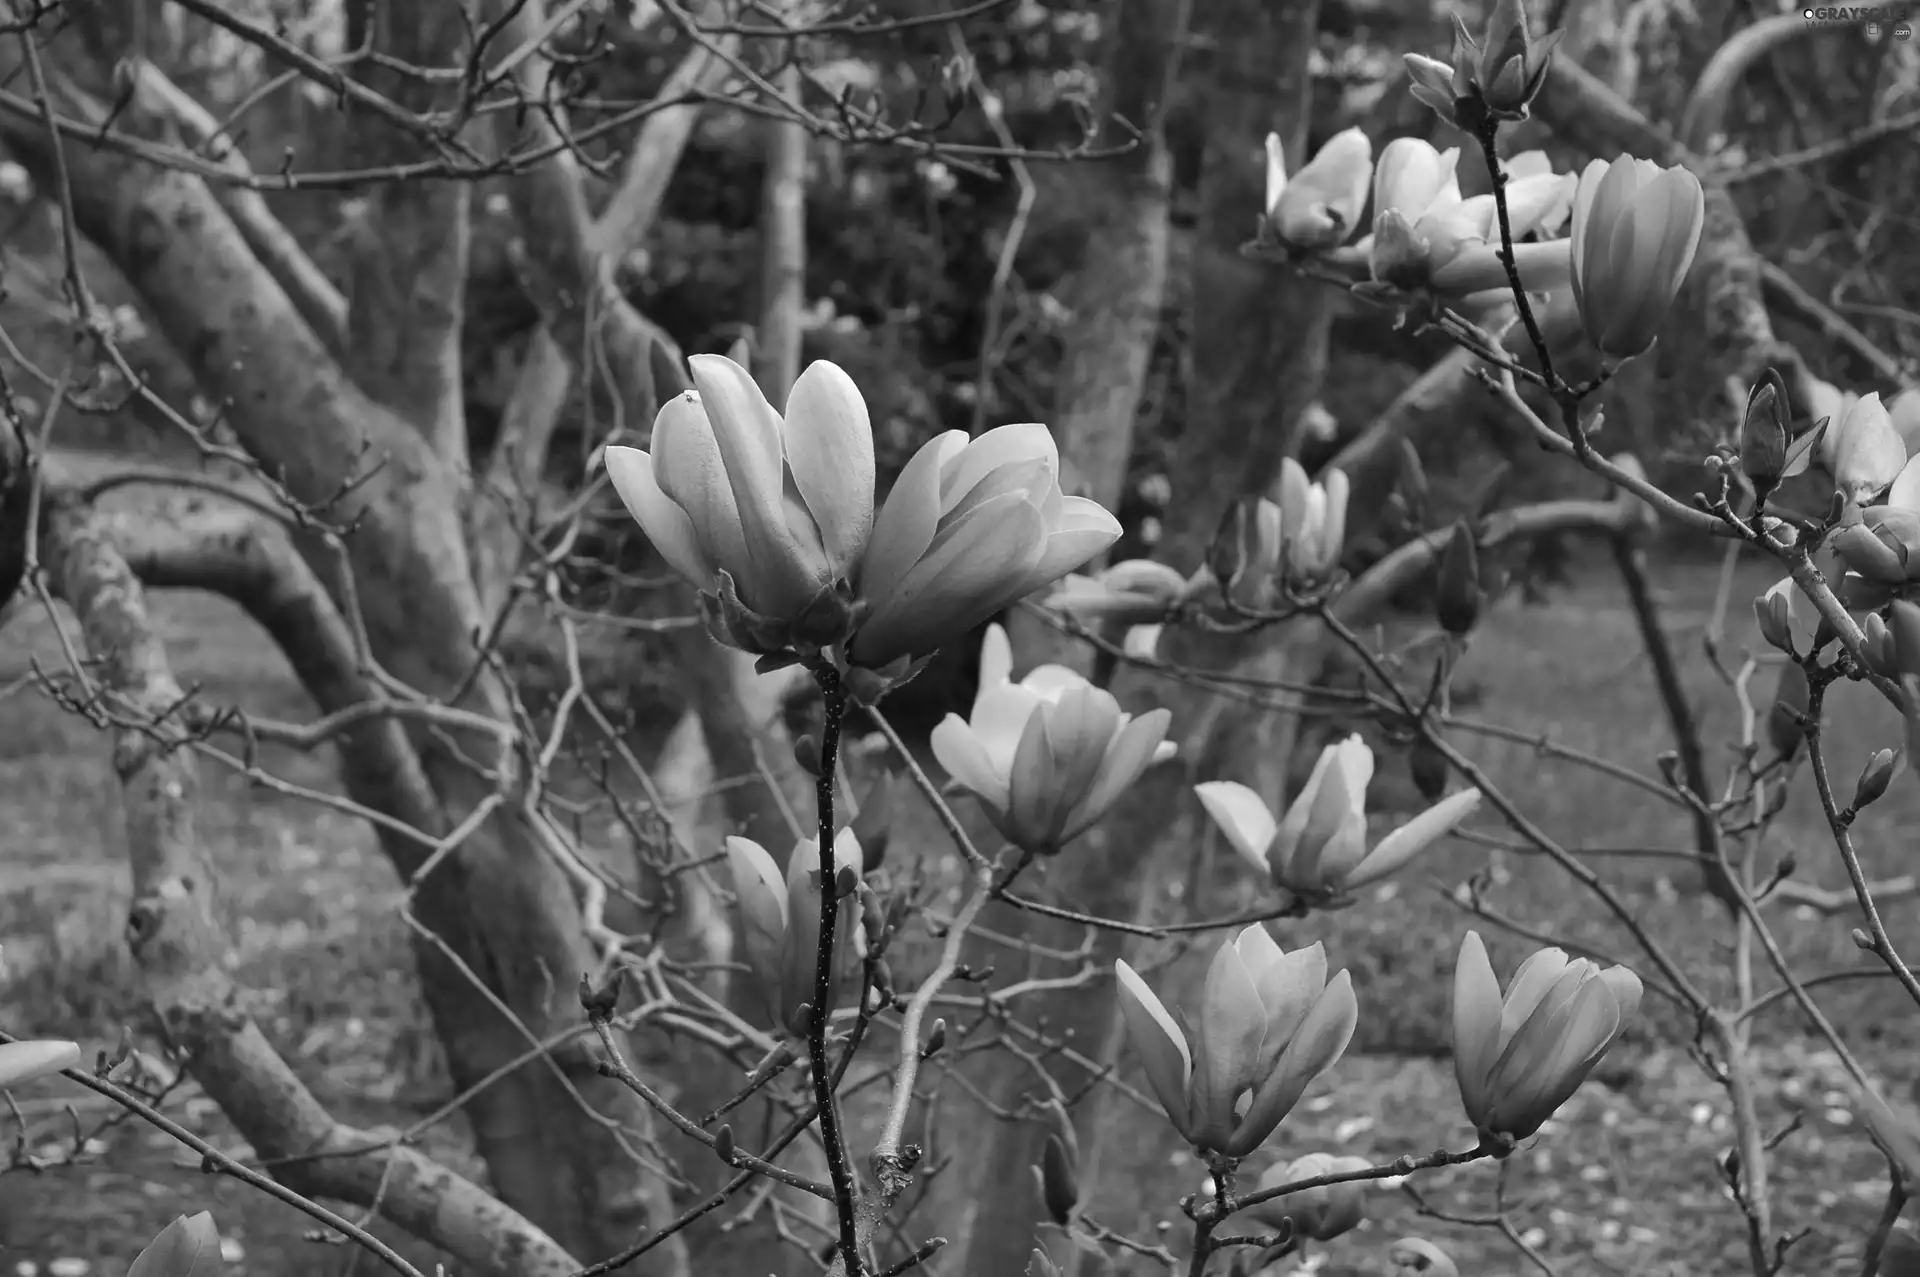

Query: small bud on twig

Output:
[713, 1124, 735, 1164]
[1854, 749, 1900, 812]
[923, 1018, 947, 1058]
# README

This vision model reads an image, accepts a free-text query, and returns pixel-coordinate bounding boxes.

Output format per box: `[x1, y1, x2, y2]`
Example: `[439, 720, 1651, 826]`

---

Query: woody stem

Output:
[807, 658, 863, 1273]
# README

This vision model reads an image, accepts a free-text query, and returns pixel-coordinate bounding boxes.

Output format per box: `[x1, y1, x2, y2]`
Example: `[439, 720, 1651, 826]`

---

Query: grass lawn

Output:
[4, 459, 1919, 1276]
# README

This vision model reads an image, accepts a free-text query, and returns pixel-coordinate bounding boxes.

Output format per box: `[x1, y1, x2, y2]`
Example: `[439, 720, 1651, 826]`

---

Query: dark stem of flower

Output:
[1474, 118, 1559, 397]
[807, 658, 864, 1273]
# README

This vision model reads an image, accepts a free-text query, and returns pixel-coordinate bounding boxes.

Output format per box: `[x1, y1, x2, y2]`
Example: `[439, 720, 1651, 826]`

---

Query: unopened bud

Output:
[1892, 602, 1920, 678]
[713, 1124, 736, 1163]
[1655, 751, 1682, 787]
[860, 889, 887, 947]
[834, 864, 859, 900]
[851, 772, 897, 871]
[1864, 613, 1899, 678]
[1854, 928, 1876, 952]
[786, 1001, 815, 1038]
[1026, 1250, 1063, 1277]
[793, 733, 823, 776]
[1753, 589, 1794, 656]
[1409, 737, 1450, 801]
[578, 970, 622, 1020]
[1767, 663, 1812, 760]
[1855, 749, 1900, 811]
[922, 1018, 947, 1058]
[1435, 521, 1481, 636]
[1036, 1132, 1080, 1226]
[1207, 498, 1254, 598]
[871, 959, 895, 1003]
[1739, 368, 1792, 492]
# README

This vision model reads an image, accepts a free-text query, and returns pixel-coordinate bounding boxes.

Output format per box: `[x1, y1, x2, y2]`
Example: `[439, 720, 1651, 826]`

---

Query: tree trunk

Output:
[941, 3, 1327, 1273]
[0, 60, 686, 1272]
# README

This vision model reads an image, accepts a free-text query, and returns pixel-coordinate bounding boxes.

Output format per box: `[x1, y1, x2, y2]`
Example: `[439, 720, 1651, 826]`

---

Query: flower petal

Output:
[850, 493, 1049, 667]
[0, 1039, 81, 1089]
[1189, 941, 1270, 1148]
[929, 715, 1010, 813]
[1063, 708, 1174, 841]
[859, 430, 967, 604]
[1345, 788, 1483, 890]
[1025, 497, 1124, 591]
[1115, 961, 1193, 1136]
[1195, 781, 1280, 878]
[650, 392, 754, 582]
[1451, 931, 1502, 1125]
[1228, 970, 1358, 1157]
[782, 360, 876, 578]
[604, 447, 714, 585]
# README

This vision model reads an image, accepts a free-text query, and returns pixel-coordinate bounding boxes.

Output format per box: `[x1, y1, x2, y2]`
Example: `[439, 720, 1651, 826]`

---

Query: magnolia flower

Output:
[606, 356, 874, 645]
[1275, 458, 1350, 584]
[1828, 394, 1905, 504]
[1264, 128, 1373, 251]
[0, 1039, 80, 1088]
[1740, 368, 1821, 492]
[1115, 926, 1357, 1156]
[1451, 0, 1566, 118]
[1197, 735, 1482, 903]
[1835, 455, 1920, 585]
[1893, 389, 1920, 454]
[1246, 1153, 1373, 1240]
[1752, 578, 1822, 659]
[1360, 140, 1574, 297]
[847, 424, 1120, 673]
[929, 624, 1175, 854]
[1045, 559, 1193, 626]
[727, 830, 866, 1036]
[1451, 932, 1643, 1143]
[1568, 158, 1705, 360]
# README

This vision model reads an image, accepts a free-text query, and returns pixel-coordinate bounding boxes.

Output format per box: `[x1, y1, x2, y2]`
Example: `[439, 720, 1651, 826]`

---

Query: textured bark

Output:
[941, 4, 1326, 1273]
[1048, 0, 1193, 519]
[0, 61, 686, 1269]
[341, 1, 473, 465]
[33, 488, 578, 1277]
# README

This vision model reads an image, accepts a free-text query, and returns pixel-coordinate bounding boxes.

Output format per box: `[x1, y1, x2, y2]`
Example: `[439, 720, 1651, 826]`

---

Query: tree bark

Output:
[940, 3, 1326, 1273]
[0, 55, 687, 1270]
[32, 484, 580, 1277]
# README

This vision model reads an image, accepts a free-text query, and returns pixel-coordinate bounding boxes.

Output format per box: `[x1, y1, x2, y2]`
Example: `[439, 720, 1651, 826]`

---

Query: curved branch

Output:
[1678, 14, 1820, 156]
[33, 487, 579, 1277]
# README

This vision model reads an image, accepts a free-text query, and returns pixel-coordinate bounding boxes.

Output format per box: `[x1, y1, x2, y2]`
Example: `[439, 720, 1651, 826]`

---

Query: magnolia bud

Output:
[1740, 368, 1792, 492]
[1864, 613, 1899, 678]
[860, 888, 887, 948]
[1435, 521, 1481, 636]
[1207, 498, 1253, 598]
[1855, 749, 1899, 811]
[1767, 663, 1812, 760]
[1855, 927, 1877, 952]
[1036, 1132, 1079, 1225]
[1753, 589, 1794, 656]
[1027, 1250, 1064, 1277]
[834, 864, 859, 900]
[1410, 737, 1451, 801]
[713, 1123, 736, 1163]
[851, 772, 897, 872]
[786, 1000, 815, 1038]
[923, 1018, 947, 1058]
[793, 733, 823, 776]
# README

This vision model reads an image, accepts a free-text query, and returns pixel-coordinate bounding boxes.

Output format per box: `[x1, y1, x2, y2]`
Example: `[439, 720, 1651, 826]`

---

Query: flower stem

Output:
[1474, 118, 1558, 395]
[807, 659, 864, 1274]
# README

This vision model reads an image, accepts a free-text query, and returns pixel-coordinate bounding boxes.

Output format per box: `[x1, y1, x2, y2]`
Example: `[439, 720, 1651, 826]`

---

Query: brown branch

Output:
[1758, 260, 1915, 390]
[33, 487, 580, 1277]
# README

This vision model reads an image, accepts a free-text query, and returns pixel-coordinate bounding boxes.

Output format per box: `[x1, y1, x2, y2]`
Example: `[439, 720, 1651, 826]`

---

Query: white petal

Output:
[1195, 781, 1279, 876]
[783, 360, 877, 578]
[603, 447, 714, 585]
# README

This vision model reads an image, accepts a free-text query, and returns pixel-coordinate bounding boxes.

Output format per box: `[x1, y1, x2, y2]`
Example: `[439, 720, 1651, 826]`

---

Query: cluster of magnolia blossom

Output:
[1259, 2, 1706, 370]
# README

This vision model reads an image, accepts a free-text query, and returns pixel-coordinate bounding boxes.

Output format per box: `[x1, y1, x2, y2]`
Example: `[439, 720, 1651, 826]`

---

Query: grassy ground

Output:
[4, 459, 1919, 1276]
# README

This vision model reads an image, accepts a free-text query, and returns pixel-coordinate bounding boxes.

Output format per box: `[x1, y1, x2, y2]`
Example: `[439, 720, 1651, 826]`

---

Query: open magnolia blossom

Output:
[1825, 393, 1905, 506]
[1568, 157, 1705, 361]
[606, 356, 874, 644]
[929, 624, 1175, 854]
[1115, 926, 1357, 1156]
[0, 1038, 81, 1088]
[1451, 932, 1643, 1143]
[1357, 139, 1574, 297]
[1245, 1152, 1373, 1240]
[1405, 0, 1564, 123]
[1753, 578, 1823, 659]
[606, 355, 1119, 677]
[1264, 127, 1373, 251]
[1197, 735, 1482, 903]
[727, 830, 866, 1037]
